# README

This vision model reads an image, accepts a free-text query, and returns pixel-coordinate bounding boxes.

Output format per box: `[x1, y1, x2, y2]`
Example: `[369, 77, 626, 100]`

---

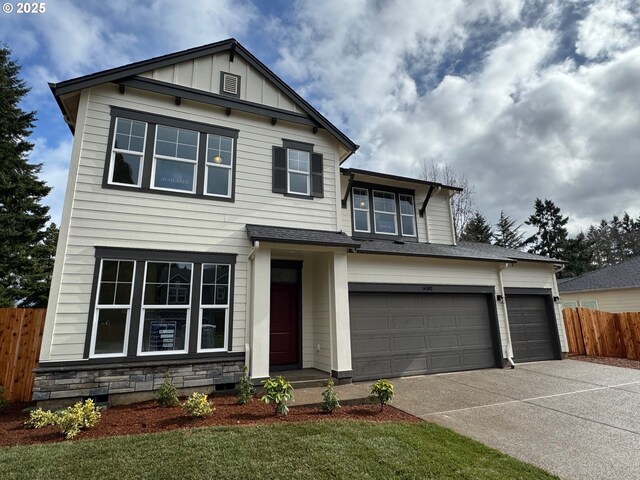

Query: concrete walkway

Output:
[293, 360, 640, 480]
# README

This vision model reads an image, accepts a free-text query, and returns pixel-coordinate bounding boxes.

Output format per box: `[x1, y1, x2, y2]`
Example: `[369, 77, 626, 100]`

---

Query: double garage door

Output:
[350, 292, 500, 381]
[350, 290, 560, 381]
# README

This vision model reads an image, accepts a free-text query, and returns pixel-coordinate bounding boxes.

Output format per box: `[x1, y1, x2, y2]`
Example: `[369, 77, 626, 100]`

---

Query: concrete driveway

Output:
[295, 360, 640, 479]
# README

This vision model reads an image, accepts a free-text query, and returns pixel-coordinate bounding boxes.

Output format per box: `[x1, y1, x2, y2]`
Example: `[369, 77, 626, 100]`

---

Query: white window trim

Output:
[399, 194, 417, 237]
[373, 190, 398, 235]
[352, 187, 371, 233]
[204, 135, 234, 198]
[89, 259, 136, 359]
[286, 148, 310, 196]
[137, 261, 193, 356]
[108, 118, 147, 188]
[150, 126, 199, 194]
[197, 264, 231, 353]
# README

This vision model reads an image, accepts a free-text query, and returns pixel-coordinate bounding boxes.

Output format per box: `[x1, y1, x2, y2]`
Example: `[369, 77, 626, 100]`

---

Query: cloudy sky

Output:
[2, 0, 639, 234]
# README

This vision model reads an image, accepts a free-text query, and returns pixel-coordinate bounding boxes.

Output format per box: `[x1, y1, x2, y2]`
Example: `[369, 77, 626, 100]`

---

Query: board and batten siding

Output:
[561, 288, 640, 313]
[41, 83, 343, 362]
[347, 254, 568, 357]
[339, 175, 455, 245]
[138, 52, 301, 113]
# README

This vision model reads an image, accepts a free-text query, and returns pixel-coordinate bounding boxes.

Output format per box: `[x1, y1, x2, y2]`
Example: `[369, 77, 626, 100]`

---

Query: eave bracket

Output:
[419, 185, 435, 217]
[341, 173, 355, 208]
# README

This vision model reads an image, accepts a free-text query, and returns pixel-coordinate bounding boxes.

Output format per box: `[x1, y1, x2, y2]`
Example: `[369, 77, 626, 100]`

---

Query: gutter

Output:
[498, 263, 515, 369]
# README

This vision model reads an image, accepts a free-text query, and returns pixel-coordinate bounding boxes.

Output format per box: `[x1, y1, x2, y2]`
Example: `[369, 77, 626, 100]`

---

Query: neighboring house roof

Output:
[358, 240, 561, 264]
[558, 256, 640, 292]
[49, 38, 358, 153]
[246, 224, 361, 248]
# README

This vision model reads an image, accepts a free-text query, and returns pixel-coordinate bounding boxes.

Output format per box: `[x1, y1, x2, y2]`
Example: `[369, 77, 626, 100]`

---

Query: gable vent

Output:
[221, 72, 240, 96]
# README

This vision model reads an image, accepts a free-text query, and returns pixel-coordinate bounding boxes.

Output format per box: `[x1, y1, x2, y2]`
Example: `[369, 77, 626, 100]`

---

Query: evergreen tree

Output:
[460, 211, 492, 243]
[525, 198, 569, 259]
[492, 210, 528, 250]
[559, 232, 594, 279]
[0, 45, 56, 307]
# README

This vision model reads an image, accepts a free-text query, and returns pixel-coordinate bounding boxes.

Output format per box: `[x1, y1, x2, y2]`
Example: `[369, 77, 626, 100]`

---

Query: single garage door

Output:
[350, 293, 499, 381]
[506, 295, 558, 363]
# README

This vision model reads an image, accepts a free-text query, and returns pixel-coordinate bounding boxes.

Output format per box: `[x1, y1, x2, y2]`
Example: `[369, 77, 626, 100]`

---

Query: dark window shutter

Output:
[311, 153, 323, 198]
[273, 146, 287, 193]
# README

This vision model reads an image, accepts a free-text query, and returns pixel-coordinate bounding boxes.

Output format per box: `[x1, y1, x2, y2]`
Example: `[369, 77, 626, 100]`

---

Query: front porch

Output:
[245, 224, 359, 383]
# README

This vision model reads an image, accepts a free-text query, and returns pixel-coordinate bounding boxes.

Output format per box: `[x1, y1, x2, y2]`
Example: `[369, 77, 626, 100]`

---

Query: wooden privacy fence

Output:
[563, 307, 640, 360]
[0, 308, 47, 402]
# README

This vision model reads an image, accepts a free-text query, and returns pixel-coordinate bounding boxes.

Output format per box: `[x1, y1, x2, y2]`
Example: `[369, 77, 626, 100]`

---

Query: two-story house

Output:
[34, 39, 568, 406]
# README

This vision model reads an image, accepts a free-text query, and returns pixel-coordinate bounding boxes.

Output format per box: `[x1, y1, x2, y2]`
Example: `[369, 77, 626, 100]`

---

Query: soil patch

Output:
[0, 394, 419, 447]
[570, 354, 640, 370]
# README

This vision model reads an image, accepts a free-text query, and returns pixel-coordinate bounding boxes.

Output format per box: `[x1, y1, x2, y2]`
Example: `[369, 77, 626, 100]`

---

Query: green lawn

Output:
[0, 421, 557, 480]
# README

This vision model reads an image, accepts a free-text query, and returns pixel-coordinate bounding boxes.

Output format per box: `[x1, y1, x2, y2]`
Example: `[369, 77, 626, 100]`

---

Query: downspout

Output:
[498, 263, 516, 368]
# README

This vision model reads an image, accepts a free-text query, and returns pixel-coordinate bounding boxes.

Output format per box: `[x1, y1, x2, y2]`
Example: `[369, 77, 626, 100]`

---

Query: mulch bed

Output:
[569, 354, 640, 370]
[0, 395, 419, 447]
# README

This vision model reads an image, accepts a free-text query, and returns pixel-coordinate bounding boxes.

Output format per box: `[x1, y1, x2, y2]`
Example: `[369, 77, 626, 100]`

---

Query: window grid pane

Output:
[111, 118, 146, 186]
[373, 191, 397, 234]
[399, 194, 416, 237]
[144, 262, 192, 306]
[352, 188, 370, 232]
[200, 264, 230, 351]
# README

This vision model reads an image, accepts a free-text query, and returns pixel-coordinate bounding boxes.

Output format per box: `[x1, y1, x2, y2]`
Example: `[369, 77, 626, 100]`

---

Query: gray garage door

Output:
[350, 293, 498, 381]
[506, 295, 557, 363]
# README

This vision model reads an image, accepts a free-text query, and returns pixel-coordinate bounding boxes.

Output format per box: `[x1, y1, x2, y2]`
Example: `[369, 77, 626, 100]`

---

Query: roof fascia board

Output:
[354, 249, 515, 264]
[52, 41, 231, 96]
[119, 77, 318, 128]
[341, 167, 463, 192]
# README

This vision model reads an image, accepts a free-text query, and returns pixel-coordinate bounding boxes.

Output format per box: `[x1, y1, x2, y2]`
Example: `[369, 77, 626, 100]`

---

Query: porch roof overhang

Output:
[246, 224, 361, 249]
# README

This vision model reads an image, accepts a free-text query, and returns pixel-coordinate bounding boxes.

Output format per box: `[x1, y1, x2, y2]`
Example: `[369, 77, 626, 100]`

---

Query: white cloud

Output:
[577, 0, 640, 59]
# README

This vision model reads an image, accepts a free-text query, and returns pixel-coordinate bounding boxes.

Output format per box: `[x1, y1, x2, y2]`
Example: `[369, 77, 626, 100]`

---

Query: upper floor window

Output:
[272, 140, 323, 199]
[351, 185, 417, 241]
[104, 107, 238, 201]
[287, 148, 311, 195]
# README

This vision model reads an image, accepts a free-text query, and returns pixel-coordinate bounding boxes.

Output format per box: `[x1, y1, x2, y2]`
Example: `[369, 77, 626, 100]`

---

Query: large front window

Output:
[88, 249, 235, 359]
[373, 191, 398, 235]
[105, 108, 237, 200]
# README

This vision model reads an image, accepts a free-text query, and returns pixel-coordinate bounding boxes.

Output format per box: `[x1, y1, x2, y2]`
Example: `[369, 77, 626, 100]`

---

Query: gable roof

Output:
[49, 38, 358, 153]
[341, 168, 463, 192]
[246, 224, 360, 248]
[558, 256, 640, 292]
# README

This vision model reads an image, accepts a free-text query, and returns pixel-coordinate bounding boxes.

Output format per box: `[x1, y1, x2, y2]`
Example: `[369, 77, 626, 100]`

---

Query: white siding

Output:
[339, 174, 455, 245]
[347, 254, 568, 356]
[139, 52, 302, 113]
[44, 84, 342, 361]
[561, 288, 640, 313]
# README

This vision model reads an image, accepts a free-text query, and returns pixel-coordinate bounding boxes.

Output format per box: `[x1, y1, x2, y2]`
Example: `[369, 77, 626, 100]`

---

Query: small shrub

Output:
[156, 371, 179, 407]
[237, 365, 254, 405]
[182, 392, 214, 418]
[25, 408, 57, 429]
[261, 376, 294, 416]
[25, 399, 102, 439]
[0, 386, 8, 409]
[370, 379, 394, 411]
[320, 379, 340, 413]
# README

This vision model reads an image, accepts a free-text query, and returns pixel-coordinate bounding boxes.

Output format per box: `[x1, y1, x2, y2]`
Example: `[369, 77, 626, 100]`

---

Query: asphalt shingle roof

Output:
[558, 256, 640, 292]
[246, 224, 360, 248]
[357, 239, 561, 264]
[245, 223, 560, 265]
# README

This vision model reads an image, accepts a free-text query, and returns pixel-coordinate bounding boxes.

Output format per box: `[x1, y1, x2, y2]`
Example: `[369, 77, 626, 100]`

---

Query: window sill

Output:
[351, 233, 419, 243]
[283, 192, 315, 201]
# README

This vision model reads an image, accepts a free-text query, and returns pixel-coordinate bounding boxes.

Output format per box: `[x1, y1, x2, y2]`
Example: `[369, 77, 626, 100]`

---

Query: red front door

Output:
[269, 282, 299, 366]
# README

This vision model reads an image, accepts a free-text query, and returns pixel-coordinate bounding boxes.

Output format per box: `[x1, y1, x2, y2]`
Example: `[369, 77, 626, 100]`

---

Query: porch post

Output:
[330, 251, 352, 379]
[250, 247, 271, 380]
